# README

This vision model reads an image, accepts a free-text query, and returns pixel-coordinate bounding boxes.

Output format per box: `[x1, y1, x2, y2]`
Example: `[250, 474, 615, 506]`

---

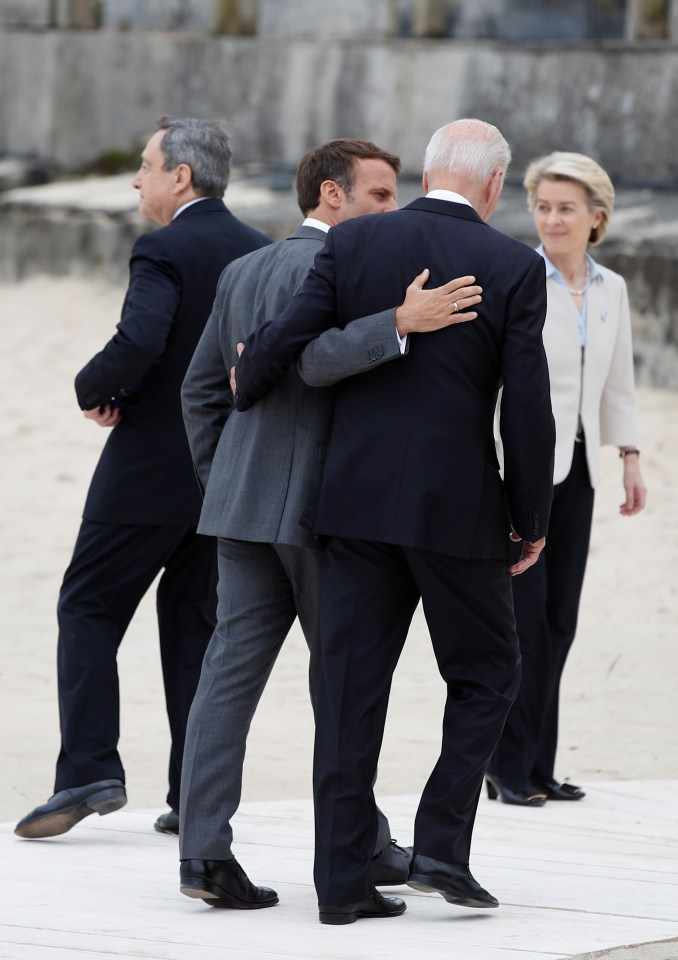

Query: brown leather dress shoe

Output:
[319, 889, 407, 925]
[180, 858, 278, 909]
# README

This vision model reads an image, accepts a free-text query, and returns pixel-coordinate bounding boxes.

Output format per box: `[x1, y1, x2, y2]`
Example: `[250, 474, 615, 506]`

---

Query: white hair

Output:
[423, 119, 511, 183]
[157, 116, 232, 198]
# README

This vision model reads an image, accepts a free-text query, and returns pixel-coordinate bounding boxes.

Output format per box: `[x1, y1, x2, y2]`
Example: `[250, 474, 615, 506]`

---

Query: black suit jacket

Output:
[75, 198, 271, 526]
[235, 198, 554, 559]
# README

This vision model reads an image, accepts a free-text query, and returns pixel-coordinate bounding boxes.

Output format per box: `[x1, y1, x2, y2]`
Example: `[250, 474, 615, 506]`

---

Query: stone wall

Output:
[608, 246, 678, 389]
[1, 29, 678, 186]
[1, 8, 676, 389]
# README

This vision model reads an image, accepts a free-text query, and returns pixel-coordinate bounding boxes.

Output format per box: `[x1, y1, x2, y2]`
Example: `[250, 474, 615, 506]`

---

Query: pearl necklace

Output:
[568, 258, 590, 296]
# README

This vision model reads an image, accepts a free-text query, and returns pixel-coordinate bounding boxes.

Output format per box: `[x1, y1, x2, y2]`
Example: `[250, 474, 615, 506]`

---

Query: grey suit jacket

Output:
[181, 224, 402, 549]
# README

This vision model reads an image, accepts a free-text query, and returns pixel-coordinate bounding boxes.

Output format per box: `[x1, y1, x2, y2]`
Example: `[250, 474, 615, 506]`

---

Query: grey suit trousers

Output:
[179, 536, 392, 859]
[179, 538, 319, 858]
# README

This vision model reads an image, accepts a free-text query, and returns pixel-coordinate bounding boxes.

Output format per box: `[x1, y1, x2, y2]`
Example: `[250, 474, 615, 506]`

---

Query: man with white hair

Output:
[234, 119, 556, 923]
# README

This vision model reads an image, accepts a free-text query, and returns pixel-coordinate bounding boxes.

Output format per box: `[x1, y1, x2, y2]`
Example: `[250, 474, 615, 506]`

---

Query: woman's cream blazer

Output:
[495, 260, 637, 489]
[544, 262, 637, 486]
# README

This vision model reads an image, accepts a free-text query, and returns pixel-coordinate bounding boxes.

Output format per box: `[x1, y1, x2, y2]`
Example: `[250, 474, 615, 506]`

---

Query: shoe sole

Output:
[180, 877, 278, 910]
[486, 778, 548, 806]
[154, 824, 179, 836]
[369, 865, 410, 886]
[487, 790, 547, 806]
[14, 788, 127, 839]
[319, 902, 407, 924]
[407, 876, 498, 908]
[544, 790, 585, 800]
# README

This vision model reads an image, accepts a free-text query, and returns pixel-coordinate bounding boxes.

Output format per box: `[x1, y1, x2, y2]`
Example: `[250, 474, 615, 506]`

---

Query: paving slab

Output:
[1, 781, 676, 960]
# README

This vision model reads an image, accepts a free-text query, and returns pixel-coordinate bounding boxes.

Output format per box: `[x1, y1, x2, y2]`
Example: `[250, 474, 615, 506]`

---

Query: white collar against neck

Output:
[302, 216, 331, 233]
[172, 197, 210, 220]
[425, 189, 472, 207]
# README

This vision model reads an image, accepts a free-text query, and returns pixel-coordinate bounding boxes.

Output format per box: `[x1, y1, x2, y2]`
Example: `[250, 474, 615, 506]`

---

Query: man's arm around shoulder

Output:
[297, 268, 483, 387]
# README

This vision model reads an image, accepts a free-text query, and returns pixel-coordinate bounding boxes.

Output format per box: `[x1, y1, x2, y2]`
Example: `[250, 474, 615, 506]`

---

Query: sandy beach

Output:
[1, 273, 676, 825]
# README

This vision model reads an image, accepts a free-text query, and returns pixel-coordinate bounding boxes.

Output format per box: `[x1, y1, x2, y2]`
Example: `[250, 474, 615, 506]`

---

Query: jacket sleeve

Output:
[74, 231, 181, 409]
[234, 233, 342, 410]
[296, 309, 403, 387]
[499, 254, 556, 542]
[181, 273, 234, 493]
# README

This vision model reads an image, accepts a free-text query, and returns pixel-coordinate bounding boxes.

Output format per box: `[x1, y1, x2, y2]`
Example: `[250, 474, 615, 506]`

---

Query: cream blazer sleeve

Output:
[544, 265, 637, 487]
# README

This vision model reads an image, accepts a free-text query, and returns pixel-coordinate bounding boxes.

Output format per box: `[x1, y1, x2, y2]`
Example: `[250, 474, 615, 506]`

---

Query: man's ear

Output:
[422, 171, 430, 193]
[483, 169, 504, 215]
[174, 162, 193, 194]
[319, 179, 343, 209]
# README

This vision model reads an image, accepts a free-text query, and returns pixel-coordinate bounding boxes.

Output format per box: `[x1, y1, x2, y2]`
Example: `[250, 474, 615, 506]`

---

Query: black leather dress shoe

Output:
[154, 810, 179, 835]
[14, 779, 127, 839]
[485, 773, 547, 807]
[319, 889, 407, 925]
[180, 858, 278, 909]
[536, 777, 586, 801]
[407, 854, 498, 908]
[369, 840, 413, 886]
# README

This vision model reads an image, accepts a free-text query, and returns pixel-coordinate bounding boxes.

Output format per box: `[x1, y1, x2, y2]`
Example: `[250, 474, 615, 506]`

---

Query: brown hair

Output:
[295, 138, 401, 215]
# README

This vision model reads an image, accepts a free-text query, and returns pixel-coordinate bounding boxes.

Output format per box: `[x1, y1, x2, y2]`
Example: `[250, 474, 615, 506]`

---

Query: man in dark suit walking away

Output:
[234, 119, 555, 923]
[178, 138, 482, 910]
[14, 117, 271, 841]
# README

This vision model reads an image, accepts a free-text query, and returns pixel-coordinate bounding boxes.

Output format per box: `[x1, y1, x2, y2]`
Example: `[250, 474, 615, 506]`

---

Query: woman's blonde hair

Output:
[523, 151, 615, 245]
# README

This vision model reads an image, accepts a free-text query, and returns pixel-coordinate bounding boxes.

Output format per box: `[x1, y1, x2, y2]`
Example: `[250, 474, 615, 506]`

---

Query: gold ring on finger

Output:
[452, 301, 459, 313]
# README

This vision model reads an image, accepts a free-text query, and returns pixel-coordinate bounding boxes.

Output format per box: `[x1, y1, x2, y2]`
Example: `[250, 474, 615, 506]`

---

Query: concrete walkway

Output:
[2, 781, 676, 960]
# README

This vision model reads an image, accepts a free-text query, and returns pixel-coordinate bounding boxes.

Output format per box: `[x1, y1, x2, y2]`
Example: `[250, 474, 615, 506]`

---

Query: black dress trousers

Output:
[55, 519, 217, 811]
[489, 441, 595, 784]
[312, 536, 520, 906]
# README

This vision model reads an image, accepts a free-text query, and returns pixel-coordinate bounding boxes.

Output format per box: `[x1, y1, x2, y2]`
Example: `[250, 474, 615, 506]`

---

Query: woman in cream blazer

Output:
[488, 152, 647, 807]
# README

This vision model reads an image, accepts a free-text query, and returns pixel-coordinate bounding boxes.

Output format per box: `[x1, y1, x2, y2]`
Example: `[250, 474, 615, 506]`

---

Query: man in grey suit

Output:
[178, 139, 482, 910]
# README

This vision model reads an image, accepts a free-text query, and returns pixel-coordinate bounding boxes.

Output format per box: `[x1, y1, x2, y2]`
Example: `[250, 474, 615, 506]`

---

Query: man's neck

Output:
[425, 188, 472, 207]
[302, 215, 331, 233]
[172, 195, 210, 221]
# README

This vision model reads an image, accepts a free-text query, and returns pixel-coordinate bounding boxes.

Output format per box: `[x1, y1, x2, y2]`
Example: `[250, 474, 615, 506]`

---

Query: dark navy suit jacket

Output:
[235, 198, 554, 559]
[75, 198, 271, 526]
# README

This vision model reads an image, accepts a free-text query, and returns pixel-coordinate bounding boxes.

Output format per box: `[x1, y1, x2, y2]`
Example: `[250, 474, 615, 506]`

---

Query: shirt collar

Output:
[537, 245, 603, 284]
[173, 197, 210, 221]
[425, 189, 472, 207]
[302, 216, 331, 233]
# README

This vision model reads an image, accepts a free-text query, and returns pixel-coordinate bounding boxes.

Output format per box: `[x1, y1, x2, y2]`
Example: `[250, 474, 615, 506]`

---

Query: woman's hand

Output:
[620, 455, 647, 516]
